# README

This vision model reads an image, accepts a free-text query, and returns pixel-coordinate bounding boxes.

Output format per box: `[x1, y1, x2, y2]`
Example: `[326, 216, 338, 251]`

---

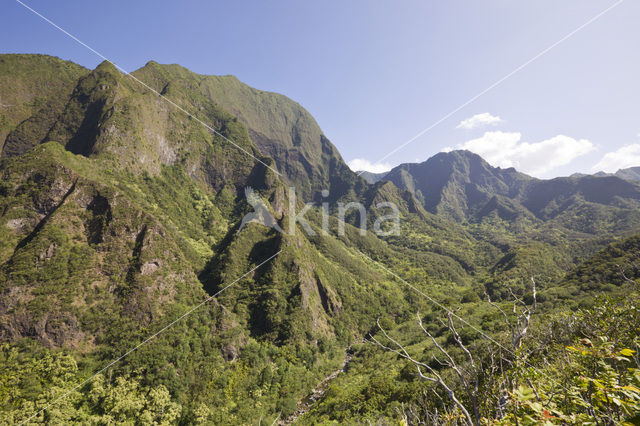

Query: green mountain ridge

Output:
[0, 54, 89, 157]
[367, 150, 640, 235]
[583, 166, 640, 182]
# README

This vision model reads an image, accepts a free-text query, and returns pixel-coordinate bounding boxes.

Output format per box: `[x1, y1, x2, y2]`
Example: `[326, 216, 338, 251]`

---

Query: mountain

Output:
[1, 55, 367, 203]
[1, 54, 640, 424]
[358, 170, 388, 184]
[574, 166, 640, 182]
[382, 151, 640, 231]
[128, 60, 367, 202]
[615, 166, 640, 182]
[383, 150, 533, 221]
[0, 54, 89, 157]
[0, 54, 446, 423]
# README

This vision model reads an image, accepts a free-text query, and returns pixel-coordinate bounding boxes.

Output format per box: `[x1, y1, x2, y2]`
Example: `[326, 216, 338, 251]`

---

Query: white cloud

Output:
[456, 113, 504, 130]
[348, 158, 393, 174]
[592, 144, 640, 172]
[453, 131, 595, 176]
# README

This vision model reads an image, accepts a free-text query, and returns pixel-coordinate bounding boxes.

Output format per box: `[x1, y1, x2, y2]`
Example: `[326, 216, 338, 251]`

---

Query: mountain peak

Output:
[576, 167, 640, 182]
[435, 149, 486, 161]
[383, 150, 532, 220]
[382, 149, 640, 223]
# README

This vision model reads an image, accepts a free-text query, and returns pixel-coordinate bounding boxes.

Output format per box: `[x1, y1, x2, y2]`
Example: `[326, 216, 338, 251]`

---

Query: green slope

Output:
[132, 60, 368, 201]
[0, 54, 89, 157]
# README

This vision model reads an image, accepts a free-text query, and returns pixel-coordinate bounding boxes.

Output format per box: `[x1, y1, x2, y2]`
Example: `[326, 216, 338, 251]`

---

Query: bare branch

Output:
[369, 319, 436, 383]
[446, 313, 478, 377]
[370, 317, 475, 426]
[417, 313, 465, 384]
[486, 292, 509, 325]
[531, 277, 537, 312]
[618, 264, 639, 288]
[487, 277, 537, 351]
[508, 287, 526, 309]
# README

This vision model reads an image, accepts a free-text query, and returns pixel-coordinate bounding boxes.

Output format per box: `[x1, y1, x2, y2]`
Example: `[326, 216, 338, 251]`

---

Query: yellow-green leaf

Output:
[619, 385, 640, 392]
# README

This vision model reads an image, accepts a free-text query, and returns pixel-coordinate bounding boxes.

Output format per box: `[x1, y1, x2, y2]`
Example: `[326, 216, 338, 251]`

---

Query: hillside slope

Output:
[0, 54, 89, 157]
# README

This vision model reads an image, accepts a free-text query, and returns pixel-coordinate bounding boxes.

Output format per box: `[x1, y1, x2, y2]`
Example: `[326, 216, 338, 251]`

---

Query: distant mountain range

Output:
[362, 161, 640, 186]
[569, 166, 640, 182]
[359, 150, 640, 223]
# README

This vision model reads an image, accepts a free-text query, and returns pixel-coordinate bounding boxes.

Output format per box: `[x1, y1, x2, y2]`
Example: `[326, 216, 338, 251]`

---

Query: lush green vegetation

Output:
[302, 266, 640, 424]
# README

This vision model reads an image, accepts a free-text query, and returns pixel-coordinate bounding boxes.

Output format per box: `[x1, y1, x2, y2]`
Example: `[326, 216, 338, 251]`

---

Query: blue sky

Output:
[2, 0, 639, 177]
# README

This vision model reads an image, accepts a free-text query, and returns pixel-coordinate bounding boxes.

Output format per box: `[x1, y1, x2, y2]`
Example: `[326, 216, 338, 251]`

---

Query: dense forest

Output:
[1, 54, 639, 424]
